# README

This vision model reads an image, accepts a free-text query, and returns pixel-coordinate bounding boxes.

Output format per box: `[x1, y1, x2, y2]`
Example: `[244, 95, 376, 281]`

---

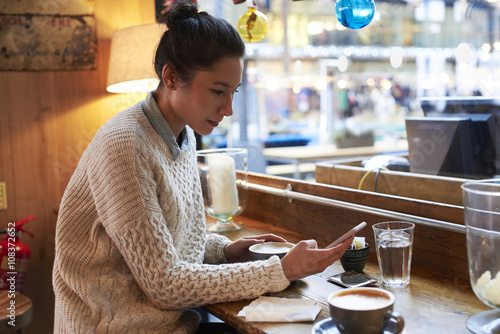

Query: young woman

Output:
[52, 1, 353, 333]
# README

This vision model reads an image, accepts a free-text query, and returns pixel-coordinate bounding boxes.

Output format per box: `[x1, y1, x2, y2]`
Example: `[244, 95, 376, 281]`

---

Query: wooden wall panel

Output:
[0, 1, 155, 332]
[316, 163, 467, 206]
[242, 173, 469, 281]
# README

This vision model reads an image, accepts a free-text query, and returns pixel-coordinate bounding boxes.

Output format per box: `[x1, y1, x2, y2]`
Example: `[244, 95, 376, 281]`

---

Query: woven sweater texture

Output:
[52, 101, 290, 333]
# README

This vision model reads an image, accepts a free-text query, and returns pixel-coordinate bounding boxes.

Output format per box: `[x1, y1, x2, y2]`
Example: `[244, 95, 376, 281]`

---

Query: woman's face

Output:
[167, 56, 244, 136]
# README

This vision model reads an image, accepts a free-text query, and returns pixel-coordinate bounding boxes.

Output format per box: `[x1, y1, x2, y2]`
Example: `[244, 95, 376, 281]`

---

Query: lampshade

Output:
[106, 23, 166, 93]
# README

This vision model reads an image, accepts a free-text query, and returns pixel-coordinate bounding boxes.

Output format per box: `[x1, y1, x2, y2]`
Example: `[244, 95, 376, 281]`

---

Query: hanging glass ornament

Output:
[237, 0, 269, 43]
[335, 0, 375, 30]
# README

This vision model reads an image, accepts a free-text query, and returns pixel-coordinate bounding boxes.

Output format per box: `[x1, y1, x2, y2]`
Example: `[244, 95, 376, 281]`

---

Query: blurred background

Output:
[195, 0, 500, 174]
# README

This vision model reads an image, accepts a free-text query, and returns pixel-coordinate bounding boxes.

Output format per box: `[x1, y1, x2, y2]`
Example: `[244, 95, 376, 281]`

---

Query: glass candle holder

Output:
[197, 148, 248, 232]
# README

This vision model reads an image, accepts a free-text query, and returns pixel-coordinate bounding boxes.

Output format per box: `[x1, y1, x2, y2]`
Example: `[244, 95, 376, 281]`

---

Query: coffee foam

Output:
[250, 242, 293, 254]
[329, 289, 392, 310]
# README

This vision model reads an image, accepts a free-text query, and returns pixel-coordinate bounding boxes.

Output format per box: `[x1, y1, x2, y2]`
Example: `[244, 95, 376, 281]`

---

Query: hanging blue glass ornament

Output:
[335, 0, 375, 30]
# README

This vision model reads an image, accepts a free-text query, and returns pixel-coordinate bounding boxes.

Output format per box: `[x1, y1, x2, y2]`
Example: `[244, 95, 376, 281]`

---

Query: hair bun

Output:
[159, 1, 198, 30]
[153, 0, 245, 85]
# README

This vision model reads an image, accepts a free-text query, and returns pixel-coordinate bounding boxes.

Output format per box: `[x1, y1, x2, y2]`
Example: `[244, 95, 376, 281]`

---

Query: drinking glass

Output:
[197, 148, 248, 232]
[372, 221, 415, 287]
[462, 179, 500, 334]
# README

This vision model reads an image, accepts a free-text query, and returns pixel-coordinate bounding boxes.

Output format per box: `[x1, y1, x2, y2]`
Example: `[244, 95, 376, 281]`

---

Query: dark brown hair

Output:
[155, 0, 245, 85]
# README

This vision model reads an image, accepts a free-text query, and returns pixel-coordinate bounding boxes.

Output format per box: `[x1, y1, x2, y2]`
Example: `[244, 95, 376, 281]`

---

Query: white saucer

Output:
[311, 317, 403, 334]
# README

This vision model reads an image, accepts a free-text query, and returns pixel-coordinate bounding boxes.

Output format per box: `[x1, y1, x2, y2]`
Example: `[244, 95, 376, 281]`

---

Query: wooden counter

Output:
[203, 217, 488, 334]
[201, 172, 490, 334]
[242, 173, 468, 280]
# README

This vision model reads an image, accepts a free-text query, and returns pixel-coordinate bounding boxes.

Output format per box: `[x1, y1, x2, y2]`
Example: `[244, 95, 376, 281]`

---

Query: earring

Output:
[168, 84, 174, 89]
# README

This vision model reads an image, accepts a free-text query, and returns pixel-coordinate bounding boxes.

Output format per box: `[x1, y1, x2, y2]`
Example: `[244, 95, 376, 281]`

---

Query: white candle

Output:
[208, 154, 239, 215]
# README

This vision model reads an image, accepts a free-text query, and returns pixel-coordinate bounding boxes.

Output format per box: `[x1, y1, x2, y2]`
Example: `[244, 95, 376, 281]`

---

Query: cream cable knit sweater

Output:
[53, 101, 290, 333]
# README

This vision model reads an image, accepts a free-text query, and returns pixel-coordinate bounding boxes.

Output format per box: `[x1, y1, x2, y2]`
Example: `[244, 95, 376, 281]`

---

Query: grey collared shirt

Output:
[141, 91, 190, 160]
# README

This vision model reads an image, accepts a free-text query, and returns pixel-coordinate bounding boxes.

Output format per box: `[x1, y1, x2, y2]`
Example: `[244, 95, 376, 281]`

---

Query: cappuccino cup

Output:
[328, 287, 404, 334]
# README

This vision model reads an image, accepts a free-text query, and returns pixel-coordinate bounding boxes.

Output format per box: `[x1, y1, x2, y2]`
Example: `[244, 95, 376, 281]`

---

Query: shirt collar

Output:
[141, 91, 190, 160]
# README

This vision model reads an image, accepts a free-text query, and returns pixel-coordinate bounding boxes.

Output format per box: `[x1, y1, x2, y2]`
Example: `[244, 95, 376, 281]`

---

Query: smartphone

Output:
[327, 271, 378, 288]
[326, 222, 367, 248]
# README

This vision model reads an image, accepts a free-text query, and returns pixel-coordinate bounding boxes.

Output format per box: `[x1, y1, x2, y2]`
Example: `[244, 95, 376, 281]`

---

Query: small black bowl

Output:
[340, 243, 369, 273]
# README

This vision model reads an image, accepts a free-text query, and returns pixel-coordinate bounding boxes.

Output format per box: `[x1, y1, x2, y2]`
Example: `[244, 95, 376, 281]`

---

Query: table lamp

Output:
[106, 23, 166, 93]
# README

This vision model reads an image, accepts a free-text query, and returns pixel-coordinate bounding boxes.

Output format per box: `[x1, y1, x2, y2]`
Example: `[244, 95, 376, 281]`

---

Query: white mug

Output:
[328, 287, 404, 334]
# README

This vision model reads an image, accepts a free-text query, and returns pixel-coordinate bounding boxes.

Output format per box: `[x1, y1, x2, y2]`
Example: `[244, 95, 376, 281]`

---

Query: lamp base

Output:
[207, 220, 242, 233]
[467, 309, 500, 334]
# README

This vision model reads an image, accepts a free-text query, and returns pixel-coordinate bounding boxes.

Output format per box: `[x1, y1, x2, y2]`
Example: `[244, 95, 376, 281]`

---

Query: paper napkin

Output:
[237, 296, 321, 322]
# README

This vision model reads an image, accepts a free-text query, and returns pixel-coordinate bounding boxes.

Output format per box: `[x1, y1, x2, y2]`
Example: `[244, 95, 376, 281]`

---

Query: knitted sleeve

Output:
[204, 233, 231, 264]
[114, 223, 288, 310]
[86, 120, 290, 310]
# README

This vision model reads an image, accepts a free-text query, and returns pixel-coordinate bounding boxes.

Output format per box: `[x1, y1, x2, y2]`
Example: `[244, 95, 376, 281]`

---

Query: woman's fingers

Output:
[223, 234, 288, 263]
[280, 236, 354, 281]
[324, 235, 354, 255]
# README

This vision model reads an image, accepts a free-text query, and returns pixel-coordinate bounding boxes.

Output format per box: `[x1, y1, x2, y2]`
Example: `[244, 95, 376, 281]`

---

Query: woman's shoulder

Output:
[99, 102, 145, 138]
[84, 102, 146, 158]
[102, 102, 143, 131]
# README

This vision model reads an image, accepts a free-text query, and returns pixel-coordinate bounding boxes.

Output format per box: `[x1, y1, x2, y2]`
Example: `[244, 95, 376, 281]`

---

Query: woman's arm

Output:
[87, 132, 290, 310]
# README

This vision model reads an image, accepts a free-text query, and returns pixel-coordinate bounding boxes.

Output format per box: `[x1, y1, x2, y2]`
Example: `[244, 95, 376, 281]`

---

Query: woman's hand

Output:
[224, 234, 287, 263]
[280, 236, 354, 281]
